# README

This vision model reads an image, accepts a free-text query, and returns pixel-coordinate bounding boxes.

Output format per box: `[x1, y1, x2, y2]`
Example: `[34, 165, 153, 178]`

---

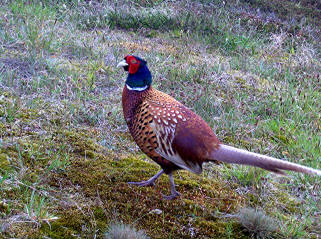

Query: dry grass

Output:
[237, 207, 278, 238]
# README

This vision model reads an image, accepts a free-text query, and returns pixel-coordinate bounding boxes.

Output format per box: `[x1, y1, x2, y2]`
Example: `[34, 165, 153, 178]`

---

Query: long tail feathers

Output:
[211, 144, 321, 176]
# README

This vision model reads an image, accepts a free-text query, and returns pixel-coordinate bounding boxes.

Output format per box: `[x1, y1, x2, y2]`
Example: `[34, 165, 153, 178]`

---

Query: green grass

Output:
[0, 0, 320, 238]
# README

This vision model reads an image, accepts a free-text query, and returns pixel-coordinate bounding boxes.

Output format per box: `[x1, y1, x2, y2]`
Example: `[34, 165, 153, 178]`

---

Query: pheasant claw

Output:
[162, 191, 181, 200]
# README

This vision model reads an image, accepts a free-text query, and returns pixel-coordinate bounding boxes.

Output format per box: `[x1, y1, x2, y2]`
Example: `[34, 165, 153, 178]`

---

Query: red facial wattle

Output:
[125, 55, 141, 74]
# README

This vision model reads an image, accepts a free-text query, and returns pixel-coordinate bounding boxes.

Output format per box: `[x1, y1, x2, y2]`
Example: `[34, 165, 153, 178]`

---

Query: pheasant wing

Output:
[145, 96, 205, 174]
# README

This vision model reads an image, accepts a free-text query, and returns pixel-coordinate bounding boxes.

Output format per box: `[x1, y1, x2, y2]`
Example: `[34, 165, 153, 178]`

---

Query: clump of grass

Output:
[104, 222, 149, 239]
[237, 207, 278, 238]
[108, 10, 178, 31]
[223, 165, 267, 187]
[76, 9, 179, 32]
[8, 0, 58, 58]
[24, 190, 58, 226]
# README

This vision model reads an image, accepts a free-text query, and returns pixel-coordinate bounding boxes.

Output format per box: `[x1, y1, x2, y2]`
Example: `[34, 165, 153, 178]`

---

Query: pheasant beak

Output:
[117, 59, 128, 68]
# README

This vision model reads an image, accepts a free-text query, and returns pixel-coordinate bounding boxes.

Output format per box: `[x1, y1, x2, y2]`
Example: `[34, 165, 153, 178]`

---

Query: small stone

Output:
[149, 209, 162, 215]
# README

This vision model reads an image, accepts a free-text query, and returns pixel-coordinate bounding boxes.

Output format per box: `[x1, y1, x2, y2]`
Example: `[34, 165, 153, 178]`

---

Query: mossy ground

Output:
[0, 104, 246, 238]
[0, 0, 320, 238]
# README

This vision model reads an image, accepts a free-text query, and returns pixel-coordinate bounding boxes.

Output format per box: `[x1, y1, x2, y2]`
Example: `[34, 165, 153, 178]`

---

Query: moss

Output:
[62, 130, 105, 157]
[271, 187, 301, 214]
[0, 200, 9, 212]
[0, 153, 11, 171]
[196, 220, 246, 238]
[93, 207, 108, 229]
[50, 152, 247, 238]
[0, 114, 315, 238]
[84, 150, 95, 159]
[40, 211, 86, 238]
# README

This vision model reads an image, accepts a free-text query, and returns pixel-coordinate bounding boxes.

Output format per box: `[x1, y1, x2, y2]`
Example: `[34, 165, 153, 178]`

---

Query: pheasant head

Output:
[117, 55, 152, 91]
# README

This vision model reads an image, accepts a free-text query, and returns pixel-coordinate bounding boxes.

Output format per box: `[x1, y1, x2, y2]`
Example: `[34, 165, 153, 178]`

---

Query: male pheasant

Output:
[117, 55, 321, 200]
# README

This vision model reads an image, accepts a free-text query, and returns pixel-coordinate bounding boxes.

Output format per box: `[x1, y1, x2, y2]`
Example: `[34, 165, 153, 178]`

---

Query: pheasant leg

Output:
[162, 172, 181, 200]
[128, 169, 164, 187]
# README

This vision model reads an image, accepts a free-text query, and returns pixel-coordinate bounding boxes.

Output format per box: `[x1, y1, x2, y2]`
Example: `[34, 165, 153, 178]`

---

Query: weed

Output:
[24, 190, 57, 226]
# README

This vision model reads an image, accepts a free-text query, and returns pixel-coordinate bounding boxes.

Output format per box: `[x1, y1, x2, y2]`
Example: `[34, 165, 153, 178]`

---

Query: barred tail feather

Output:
[211, 144, 321, 176]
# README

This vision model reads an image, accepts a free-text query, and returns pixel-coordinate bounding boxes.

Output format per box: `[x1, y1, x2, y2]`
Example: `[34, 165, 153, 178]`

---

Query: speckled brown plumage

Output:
[122, 86, 220, 175]
[117, 55, 321, 200]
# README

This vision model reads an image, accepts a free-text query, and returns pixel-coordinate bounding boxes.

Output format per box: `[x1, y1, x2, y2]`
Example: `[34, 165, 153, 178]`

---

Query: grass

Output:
[0, 0, 320, 238]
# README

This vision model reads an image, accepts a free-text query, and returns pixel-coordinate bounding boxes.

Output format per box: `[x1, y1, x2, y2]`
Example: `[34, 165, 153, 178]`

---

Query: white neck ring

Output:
[126, 84, 148, 91]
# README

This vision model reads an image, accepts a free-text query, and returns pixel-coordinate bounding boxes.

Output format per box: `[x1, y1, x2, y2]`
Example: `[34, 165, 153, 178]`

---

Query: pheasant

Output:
[117, 55, 321, 200]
